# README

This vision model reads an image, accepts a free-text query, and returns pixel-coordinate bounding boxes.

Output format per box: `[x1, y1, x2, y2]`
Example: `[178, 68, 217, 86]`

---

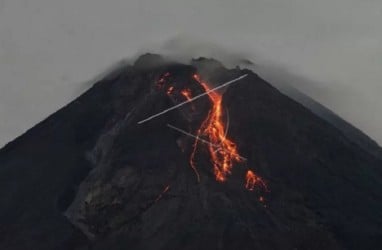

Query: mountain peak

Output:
[133, 53, 166, 69]
[1, 55, 382, 250]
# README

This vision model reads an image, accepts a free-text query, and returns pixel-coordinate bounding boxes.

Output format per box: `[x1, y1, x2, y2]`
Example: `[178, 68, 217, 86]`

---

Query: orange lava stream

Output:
[157, 72, 268, 193]
[192, 74, 243, 182]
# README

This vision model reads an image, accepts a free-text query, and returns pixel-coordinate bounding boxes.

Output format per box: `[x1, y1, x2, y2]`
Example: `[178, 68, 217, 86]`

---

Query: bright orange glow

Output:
[245, 170, 267, 191]
[192, 74, 243, 182]
[180, 88, 195, 111]
[156, 73, 268, 193]
[180, 88, 193, 102]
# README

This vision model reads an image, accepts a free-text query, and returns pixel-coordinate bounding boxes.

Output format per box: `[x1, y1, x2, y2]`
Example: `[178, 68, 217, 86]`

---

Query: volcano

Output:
[1, 54, 382, 250]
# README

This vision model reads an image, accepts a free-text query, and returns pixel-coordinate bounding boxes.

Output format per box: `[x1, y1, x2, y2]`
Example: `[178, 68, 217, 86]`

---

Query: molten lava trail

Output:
[152, 72, 268, 192]
[192, 74, 268, 192]
[167, 124, 247, 161]
[192, 74, 244, 182]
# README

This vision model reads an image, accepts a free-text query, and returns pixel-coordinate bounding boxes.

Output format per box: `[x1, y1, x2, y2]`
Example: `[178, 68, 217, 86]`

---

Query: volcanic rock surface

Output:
[1, 54, 382, 250]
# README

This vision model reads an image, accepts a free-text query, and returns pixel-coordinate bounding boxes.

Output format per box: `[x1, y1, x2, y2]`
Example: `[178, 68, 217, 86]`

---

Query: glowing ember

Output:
[157, 72, 170, 88]
[180, 88, 195, 111]
[180, 88, 193, 102]
[167, 86, 174, 95]
[245, 170, 267, 191]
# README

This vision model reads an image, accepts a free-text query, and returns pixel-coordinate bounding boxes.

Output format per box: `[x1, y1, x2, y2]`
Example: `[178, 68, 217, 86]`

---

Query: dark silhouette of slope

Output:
[254, 66, 382, 158]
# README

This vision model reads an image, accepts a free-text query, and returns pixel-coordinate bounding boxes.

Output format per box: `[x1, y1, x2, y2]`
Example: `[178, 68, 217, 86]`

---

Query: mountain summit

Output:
[1, 54, 382, 250]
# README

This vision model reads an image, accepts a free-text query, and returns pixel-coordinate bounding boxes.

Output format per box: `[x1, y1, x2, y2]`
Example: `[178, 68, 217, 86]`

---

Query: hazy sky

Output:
[0, 0, 381, 147]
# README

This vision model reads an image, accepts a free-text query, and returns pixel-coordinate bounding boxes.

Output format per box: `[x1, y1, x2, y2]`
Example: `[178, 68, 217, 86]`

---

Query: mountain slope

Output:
[0, 54, 381, 250]
[270, 80, 382, 158]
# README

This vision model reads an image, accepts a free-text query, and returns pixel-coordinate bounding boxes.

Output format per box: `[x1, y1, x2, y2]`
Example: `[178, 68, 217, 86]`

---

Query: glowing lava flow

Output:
[157, 72, 267, 192]
[192, 74, 244, 182]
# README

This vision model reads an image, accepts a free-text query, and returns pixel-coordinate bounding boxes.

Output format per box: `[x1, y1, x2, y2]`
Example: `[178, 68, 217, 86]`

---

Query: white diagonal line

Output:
[137, 74, 248, 124]
[167, 124, 247, 161]
[167, 124, 220, 148]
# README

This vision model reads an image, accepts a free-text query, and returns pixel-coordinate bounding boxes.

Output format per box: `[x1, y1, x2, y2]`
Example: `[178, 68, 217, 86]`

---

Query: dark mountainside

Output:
[0, 54, 382, 250]
[271, 82, 382, 159]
